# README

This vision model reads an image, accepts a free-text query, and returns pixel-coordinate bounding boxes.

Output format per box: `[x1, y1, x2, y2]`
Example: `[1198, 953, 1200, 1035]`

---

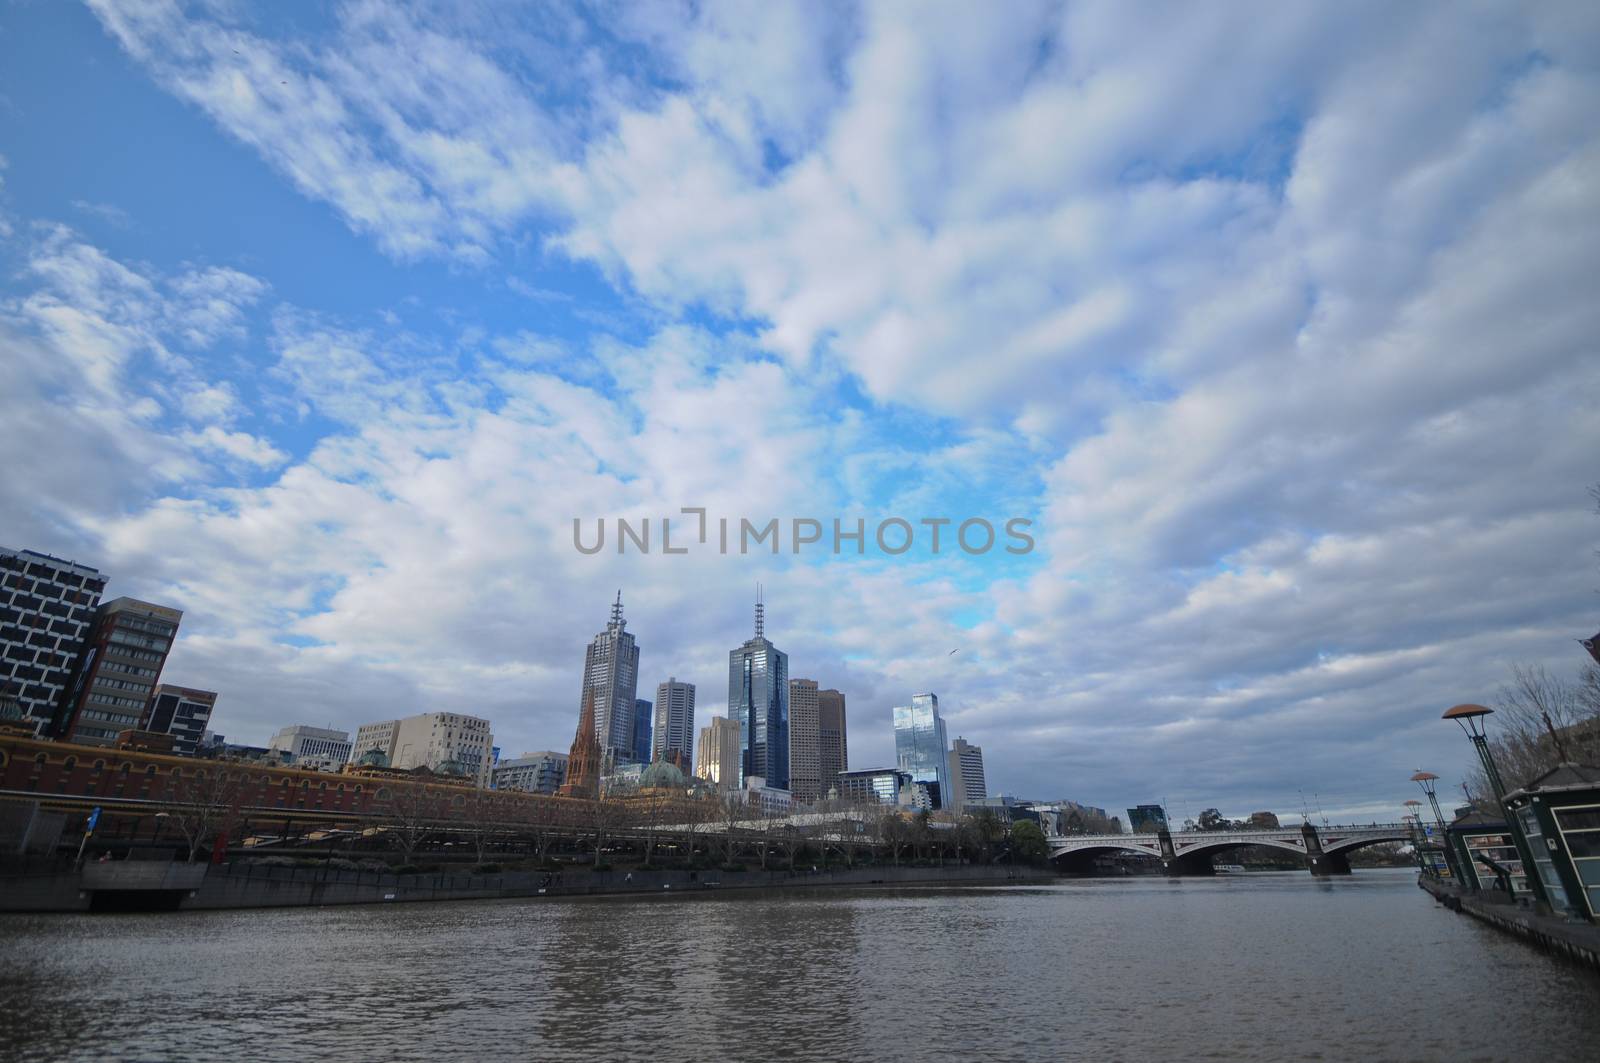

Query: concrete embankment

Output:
[1419, 876, 1600, 973]
[1, 861, 1055, 913]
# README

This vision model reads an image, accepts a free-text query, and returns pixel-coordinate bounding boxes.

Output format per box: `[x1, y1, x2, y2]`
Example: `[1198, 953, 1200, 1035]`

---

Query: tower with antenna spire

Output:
[578, 589, 641, 767]
[728, 584, 789, 791]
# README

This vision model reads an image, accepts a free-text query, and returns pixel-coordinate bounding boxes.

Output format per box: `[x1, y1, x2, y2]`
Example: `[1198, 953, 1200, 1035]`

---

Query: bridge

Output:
[1047, 822, 1412, 875]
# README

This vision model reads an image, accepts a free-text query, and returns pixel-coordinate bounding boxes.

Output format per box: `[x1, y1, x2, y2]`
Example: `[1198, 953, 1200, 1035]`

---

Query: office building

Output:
[348, 712, 494, 786]
[62, 597, 183, 747]
[144, 685, 217, 757]
[837, 767, 914, 807]
[0, 548, 108, 736]
[493, 750, 569, 794]
[580, 592, 640, 766]
[818, 688, 848, 795]
[728, 591, 788, 790]
[652, 678, 695, 771]
[947, 736, 987, 814]
[788, 678, 821, 805]
[267, 724, 353, 770]
[1127, 804, 1169, 832]
[633, 698, 653, 765]
[893, 693, 950, 810]
[695, 715, 740, 792]
[734, 775, 794, 817]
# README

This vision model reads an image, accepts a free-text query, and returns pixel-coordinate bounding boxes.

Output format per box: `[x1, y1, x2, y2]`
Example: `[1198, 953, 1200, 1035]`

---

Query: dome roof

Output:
[639, 759, 688, 789]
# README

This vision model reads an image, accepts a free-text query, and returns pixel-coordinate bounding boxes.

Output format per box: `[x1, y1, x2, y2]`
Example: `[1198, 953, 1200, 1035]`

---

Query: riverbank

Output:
[0, 859, 1056, 913]
[1419, 875, 1600, 973]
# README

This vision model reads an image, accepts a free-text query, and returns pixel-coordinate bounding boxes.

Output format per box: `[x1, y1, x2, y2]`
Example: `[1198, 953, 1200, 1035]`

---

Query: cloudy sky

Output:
[3, 1, 1597, 823]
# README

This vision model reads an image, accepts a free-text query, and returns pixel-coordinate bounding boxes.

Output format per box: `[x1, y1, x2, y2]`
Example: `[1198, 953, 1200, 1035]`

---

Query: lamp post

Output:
[1403, 801, 1431, 875]
[1410, 771, 1459, 880]
[1442, 702, 1547, 906]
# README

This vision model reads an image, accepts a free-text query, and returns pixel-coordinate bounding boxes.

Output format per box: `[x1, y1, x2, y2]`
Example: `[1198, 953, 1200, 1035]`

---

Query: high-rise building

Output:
[893, 692, 950, 810]
[947, 736, 987, 814]
[694, 715, 740, 792]
[580, 592, 640, 766]
[728, 591, 788, 790]
[267, 724, 353, 770]
[818, 688, 848, 796]
[788, 678, 821, 805]
[62, 597, 183, 747]
[0, 548, 108, 736]
[653, 678, 696, 772]
[1127, 804, 1169, 832]
[561, 689, 601, 798]
[633, 698, 653, 765]
[145, 685, 217, 757]
[347, 712, 494, 786]
[493, 750, 569, 793]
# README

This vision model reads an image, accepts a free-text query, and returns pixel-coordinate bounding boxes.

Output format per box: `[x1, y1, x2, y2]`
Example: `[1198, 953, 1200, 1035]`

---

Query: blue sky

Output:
[2, 1, 1598, 823]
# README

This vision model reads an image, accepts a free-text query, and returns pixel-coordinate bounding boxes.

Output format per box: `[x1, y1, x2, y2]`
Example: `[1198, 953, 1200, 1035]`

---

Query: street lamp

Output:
[1411, 770, 1460, 880]
[1442, 702, 1548, 906]
[1403, 801, 1430, 875]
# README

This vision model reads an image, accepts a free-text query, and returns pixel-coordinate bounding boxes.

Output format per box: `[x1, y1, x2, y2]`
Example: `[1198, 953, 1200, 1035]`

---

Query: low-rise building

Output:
[837, 767, 913, 807]
[493, 750, 569, 794]
[348, 712, 495, 787]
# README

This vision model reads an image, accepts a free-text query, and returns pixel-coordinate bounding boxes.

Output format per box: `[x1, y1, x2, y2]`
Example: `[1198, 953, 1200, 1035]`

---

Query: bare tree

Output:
[1474, 663, 1600, 795]
[379, 781, 450, 865]
[162, 765, 247, 862]
[720, 792, 746, 865]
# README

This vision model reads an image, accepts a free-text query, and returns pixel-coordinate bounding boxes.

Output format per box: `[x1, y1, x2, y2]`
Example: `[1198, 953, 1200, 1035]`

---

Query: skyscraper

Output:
[62, 597, 183, 747]
[947, 736, 987, 814]
[695, 715, 740, 792]
[0, 548, 107, 736]
[818, 688, 848, 797]
[653, 678, 696, 772]
[633, 698, 653, 765]
[788, 678, 821, 805]
[728, 590, 788, 790]
[893, 692, 950, 810]
[580, 591, 640, 766]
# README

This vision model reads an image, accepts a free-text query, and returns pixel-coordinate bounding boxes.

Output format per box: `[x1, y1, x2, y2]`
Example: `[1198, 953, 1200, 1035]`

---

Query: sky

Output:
[2, 0, 1597, 825]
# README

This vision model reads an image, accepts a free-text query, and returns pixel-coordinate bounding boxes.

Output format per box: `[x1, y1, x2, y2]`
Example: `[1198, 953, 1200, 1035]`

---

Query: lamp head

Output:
[1442, 703, 1493, 739]
[1410, 770, 1440, 796]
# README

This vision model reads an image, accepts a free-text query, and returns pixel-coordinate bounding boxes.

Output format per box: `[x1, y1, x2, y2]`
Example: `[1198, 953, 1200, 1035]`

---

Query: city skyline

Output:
[1, 4, 1596, 823]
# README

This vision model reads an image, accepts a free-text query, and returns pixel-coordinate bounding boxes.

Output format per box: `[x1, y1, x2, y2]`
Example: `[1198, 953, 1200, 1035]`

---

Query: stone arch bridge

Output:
[1048, 822, 1411, 875]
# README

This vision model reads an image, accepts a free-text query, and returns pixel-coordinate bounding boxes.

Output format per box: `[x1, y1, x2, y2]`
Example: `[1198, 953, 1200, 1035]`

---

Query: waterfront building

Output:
[818, 688, 848, 794]
[560, 689, 602, 798]
[1446, 809, 1531, 897]
[633, 698, 653, 765]
[580, 592, 640, 766]
[1502, 763, 1600, 923]
[347, 712, 494, 786]
[144, 685, 216, 757]
[0, 548, 108, 736]
[946, 736, 987, 814]
[492, 750, 568, 794]
[727, 593, 788, 790]
[267, 724, 353, 771]
[652, 678, 695, 771]
[695, 715, 740, 792]
[788, 678, 821, 805]
[837, 767, 913, 807]
[61, 597, 183, 747]
[1127, 804, 1169, 832]
[893, 693, 950, 809]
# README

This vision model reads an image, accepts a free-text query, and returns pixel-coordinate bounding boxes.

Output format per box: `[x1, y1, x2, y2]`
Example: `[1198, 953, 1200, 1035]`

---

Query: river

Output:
[1, 869, 1595, 1062]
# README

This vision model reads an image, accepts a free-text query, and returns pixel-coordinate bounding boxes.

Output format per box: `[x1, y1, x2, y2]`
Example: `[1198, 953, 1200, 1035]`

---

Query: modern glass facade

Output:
[893, 693, 950, 810]
[728, 607, 788, 790]
[581, 593, 640, 766]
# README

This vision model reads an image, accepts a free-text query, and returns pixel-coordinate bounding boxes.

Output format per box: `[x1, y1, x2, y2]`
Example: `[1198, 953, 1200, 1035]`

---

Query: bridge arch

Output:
[1320, 832, 1409, 856]
[1170, 837, 1308, 860]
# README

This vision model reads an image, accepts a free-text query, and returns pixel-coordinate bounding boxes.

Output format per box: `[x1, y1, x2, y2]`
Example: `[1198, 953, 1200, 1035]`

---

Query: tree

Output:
[1010, 819, 1049, 866]
[162, 764, 246, 862]
[1475, 662, 1600, 794]
[969, 809, 1006, 863]
[1197, 808, 1227, 831]
[379, 781, 450, 865]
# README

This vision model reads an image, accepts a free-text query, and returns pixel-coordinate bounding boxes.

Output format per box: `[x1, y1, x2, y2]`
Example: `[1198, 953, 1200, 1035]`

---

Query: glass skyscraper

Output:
[728, 593, 788, 790]
[893, 692, 950, 809]
[581, 592, 640, 767]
